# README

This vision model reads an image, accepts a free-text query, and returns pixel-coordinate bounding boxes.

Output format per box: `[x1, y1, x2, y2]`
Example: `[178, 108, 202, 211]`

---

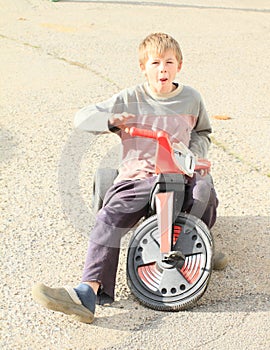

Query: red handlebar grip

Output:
[195, 159, 211, 171]
[128, 127, 158, 139]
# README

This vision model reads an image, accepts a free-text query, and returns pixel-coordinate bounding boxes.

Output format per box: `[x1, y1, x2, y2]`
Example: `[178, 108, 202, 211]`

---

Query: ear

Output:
[140, 62, 145, 73]
[177, 61, 183, 72]
[140, 63, 148, 78]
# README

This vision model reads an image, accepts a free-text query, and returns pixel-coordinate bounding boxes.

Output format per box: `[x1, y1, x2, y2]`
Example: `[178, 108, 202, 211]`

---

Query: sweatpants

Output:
[81, 173, 218, 304]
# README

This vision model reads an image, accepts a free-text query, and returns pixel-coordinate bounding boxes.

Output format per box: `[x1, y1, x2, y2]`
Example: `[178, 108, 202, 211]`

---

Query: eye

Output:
[152, 61, 159, 65]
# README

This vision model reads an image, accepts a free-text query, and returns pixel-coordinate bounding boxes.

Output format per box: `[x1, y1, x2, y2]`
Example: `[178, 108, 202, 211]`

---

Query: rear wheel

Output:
[127, 213, 213, 311]
[92, 168, 118, 214]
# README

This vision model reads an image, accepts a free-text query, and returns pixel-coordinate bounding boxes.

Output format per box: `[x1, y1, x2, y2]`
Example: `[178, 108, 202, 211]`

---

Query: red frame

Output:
[126, 127, 211, 255]
[127, 127, 211, 174]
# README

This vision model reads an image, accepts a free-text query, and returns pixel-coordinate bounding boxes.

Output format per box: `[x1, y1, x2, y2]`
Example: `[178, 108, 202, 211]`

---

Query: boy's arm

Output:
[189, 99, 212, 159]
[74, 102, 113, 133]
[74, 109, 108, 133]
[74, 94, 127, 133]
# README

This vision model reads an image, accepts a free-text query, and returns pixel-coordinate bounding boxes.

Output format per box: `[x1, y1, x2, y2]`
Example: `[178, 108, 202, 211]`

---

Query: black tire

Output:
[127, 213, 213, 311]
[92, 168, 118, 214]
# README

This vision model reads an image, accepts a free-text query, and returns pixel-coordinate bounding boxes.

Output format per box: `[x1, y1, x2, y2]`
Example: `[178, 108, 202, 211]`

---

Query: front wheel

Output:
[127, 213, 213, 311]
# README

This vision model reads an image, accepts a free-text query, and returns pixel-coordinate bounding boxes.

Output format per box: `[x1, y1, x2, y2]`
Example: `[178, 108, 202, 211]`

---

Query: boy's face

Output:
[140, 49, 182, 94]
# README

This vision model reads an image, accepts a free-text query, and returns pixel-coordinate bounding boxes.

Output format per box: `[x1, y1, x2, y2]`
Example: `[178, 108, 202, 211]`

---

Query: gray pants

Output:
[81, 174, 218, 304]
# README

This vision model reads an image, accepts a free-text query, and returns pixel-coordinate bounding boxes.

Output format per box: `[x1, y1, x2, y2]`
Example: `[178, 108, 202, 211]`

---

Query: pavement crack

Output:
[47, 51, 121, 89]
[75, 1, 270, 13]
[0, 33, 121, 90]
[211, 135, 269, 177]
[194, 323, 235, 349]
[194, 313, 250, 349]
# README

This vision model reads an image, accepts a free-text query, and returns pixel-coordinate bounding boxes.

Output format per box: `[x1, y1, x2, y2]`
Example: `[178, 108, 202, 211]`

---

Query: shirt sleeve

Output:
[189, 98, 212, 159]
[74, 93, 125, 133]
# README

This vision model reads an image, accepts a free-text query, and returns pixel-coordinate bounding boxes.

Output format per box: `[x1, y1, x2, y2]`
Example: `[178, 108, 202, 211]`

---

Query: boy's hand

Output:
[195, 158, 211, 176]
[109, 112, 136, 130]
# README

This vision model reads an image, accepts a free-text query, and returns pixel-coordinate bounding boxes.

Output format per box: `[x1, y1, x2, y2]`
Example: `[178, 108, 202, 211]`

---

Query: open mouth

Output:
[160, 78, 168, 83]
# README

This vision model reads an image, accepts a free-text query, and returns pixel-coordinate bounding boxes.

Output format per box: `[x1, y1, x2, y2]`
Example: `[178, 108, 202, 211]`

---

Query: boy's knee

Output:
[193, 178, 213, 203]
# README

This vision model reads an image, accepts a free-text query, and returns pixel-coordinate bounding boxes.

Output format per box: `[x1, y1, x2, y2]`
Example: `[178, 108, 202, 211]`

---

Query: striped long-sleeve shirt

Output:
[74, 82, 212, 182]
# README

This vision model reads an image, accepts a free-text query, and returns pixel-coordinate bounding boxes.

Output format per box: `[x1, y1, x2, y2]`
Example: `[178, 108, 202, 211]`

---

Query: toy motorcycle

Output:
[92, 127, 213, 311]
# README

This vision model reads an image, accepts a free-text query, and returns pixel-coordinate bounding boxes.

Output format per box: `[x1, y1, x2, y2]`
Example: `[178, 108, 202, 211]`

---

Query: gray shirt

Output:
[74, 82, 212, 182]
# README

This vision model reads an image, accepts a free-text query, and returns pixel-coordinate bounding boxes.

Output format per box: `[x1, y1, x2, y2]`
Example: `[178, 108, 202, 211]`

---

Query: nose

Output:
[159, 62, 167, 72]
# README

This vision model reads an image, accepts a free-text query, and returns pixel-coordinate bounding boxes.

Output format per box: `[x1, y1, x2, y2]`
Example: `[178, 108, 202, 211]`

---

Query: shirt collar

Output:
[143, 81, 184, 100]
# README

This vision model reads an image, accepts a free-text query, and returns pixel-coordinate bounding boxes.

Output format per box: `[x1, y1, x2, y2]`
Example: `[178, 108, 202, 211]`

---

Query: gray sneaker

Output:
[32, 283, 95, 324]
[213, 251, 228, 270]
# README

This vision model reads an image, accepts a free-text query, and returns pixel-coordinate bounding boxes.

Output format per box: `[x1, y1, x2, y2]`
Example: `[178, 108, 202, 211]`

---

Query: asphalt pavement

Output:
[1, 1, 269, 349]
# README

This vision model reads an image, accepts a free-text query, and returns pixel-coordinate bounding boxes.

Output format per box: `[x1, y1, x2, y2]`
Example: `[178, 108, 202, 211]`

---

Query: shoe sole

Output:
[213, 252, 229, 271]
[32, 283, 94, 324]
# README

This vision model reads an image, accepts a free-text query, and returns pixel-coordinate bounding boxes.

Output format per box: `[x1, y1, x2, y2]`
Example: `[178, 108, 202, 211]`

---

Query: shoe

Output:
[213, 251, 228, 270]
[32, 283, 96, 324]
[96, 290, 114, 306]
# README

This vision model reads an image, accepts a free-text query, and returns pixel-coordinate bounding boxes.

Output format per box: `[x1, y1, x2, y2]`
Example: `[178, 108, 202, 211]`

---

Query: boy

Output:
[32, 33, 227, 324]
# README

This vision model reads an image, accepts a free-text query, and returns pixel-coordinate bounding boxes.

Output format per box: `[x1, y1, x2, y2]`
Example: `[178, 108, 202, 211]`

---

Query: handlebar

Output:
[195, 159, 211, 171]
[126, 127, 161, 140]
[125, 126, 211, 175]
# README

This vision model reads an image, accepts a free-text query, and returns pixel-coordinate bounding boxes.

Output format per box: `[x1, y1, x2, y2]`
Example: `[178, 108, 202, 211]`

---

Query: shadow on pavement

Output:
[58, 1, 270, 13]
[193, 215, 269, 313]
[93, 215, 269, 331]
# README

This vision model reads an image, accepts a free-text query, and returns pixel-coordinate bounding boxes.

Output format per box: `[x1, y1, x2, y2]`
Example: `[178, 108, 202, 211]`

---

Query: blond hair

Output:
[139, 32, 183, 66]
